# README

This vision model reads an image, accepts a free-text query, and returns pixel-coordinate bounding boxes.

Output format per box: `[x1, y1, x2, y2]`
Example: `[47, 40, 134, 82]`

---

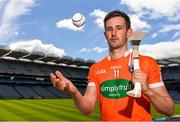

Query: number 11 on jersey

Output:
[113, 69, 120, 78]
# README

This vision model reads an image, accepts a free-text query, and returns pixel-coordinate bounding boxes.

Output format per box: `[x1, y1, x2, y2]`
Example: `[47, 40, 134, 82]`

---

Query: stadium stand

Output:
[0, 47, 94, 99]
[46, 86, 72, 98]
[0, 47, 179, 102]
[161, 65, 180, 102]
[14, 85, 40, 98]
[31, 86, 57, 98]
[0, 85, 21, 99]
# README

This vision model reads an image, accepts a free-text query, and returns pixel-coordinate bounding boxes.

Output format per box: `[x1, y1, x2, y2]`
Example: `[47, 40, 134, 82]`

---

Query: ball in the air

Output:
[72, 12, 86, 27]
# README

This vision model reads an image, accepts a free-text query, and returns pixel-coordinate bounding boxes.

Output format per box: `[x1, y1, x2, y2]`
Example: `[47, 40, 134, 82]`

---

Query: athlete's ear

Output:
[104, 31, 108, 40]
[127, 28, 133, 38]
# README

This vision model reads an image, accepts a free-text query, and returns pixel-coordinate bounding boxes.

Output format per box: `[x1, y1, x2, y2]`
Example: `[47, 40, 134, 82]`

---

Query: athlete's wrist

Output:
[71, 87, 78, 96]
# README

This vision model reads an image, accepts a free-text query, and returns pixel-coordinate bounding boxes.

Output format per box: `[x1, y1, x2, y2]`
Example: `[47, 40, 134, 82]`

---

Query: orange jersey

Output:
[88, 52, 164, 121]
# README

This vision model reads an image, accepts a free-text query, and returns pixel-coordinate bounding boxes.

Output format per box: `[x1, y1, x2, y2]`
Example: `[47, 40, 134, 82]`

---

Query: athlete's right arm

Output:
[72, 83, 97, 115]
[50, 71, 97, 115]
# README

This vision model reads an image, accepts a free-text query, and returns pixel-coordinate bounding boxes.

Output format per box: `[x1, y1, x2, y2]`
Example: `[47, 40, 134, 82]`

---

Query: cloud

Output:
[169, 14, 180, 22]
[152, 33, 158, 38]
[130, 14, 151, 31]
[0, 0, 35, 42]
[120, 0, 180, 42]
[9, 39, 66, 57]
[56, 18, 85, 31]
[79, 40, 180, 60]
[121, 0, 180, 20]
[90, 9, 107, 28]
[159, 24, 180, 33]
[0, 0, 8, 11]
[172, 32, 180, 40]
[90, 9, 150, 31]
[150, 24, 180, 39]
[79, 47, 108, 54]
[140, 39, 180, 59]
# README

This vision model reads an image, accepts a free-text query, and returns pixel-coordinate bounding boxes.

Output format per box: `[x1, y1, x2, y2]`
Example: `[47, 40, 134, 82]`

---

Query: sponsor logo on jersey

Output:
[100, 79, 133, 99]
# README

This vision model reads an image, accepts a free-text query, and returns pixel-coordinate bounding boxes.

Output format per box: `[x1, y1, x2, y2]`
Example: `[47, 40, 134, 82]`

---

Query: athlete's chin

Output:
[109, 45, 121, 50]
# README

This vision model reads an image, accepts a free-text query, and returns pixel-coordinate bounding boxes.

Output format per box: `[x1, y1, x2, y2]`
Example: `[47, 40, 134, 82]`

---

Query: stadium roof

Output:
[0, 47, 95, 67]
[156, 58, 180, 67]
[0, 47, 180, 67]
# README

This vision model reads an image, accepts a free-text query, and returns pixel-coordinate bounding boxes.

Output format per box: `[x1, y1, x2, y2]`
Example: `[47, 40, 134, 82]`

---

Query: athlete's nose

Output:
[112, 28, 117, 37]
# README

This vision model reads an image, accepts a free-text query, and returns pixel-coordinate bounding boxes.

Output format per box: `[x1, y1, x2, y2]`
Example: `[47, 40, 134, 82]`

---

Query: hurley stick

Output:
[127, 32, 147, 98]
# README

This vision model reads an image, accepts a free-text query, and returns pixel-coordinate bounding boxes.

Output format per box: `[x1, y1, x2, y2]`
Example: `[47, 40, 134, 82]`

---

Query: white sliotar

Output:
[72, 12, 86, 27]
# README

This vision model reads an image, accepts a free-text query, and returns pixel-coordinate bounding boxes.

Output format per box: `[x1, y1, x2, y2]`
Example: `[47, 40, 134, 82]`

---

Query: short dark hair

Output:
[104, 10, 131, 29]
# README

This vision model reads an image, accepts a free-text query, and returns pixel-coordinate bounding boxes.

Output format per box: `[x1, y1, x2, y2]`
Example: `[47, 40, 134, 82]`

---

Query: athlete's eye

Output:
[116, 25, 124, 30]
[116, 27, 123, 30]
[105, 27, 112, 32]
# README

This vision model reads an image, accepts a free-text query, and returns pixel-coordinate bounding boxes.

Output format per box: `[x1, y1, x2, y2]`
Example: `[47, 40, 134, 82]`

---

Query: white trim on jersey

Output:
[87, 82, 96, 87]
[149, 82, 164, 88]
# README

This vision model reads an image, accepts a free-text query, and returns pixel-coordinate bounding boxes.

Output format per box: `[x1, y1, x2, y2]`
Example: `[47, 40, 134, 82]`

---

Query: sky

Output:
[0, 0, 180, 62]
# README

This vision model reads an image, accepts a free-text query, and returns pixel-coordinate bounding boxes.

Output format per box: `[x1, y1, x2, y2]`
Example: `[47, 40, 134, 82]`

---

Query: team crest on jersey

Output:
[100, 79, 133, 99]
[96, 69, 106, 75]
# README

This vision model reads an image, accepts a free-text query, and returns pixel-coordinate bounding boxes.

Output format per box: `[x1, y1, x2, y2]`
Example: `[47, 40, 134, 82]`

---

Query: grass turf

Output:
[0, 99, 100, 121]
[0, 99, 179, 121]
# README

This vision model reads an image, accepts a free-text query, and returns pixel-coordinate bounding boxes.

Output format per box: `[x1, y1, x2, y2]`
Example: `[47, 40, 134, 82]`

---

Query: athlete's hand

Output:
[50, 71, 77, 95]
[132, 69, 150, 93]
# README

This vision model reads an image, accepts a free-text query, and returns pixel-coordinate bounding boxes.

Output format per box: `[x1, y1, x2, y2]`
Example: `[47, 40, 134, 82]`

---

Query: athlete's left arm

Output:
[133, 69, 174, 116]
[144, 86, 174, 117]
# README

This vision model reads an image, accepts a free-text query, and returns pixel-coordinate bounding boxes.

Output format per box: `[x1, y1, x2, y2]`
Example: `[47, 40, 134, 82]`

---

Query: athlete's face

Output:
[104, 17, 132, 50]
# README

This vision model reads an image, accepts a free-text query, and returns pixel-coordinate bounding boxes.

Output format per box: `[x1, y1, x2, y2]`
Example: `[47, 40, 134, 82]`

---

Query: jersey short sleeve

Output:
[146, 58, 164, 88]
[87, 64, 97, 86]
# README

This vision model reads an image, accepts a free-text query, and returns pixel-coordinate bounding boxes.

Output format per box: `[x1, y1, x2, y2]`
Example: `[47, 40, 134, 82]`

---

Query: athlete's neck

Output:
[109, 47, 128, 60]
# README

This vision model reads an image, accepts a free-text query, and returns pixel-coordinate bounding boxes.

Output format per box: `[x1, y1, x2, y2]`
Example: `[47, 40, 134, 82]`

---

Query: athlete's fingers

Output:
[134, 74, 146, 80]
[141, 81, 148, 87]
[55, 79, 67, 91]
[132, 70, 147, 86]
[54, 79, 61, 88]
[132, 77, 139, 84]
[134, 70, 145, 75]
[134, 70, 147, 77]
[55, 71, 64, 81]
[50, 73, 57, 87]
[50, 73, 65, 89]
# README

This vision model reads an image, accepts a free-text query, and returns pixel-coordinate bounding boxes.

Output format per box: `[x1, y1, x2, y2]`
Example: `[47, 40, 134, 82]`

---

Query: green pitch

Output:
[0, 99, 100, 121]
[0, 99, 179, 121]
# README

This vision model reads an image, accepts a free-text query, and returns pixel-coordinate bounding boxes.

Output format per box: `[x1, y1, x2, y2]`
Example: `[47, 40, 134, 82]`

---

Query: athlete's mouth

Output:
[111, 38, 119, 42]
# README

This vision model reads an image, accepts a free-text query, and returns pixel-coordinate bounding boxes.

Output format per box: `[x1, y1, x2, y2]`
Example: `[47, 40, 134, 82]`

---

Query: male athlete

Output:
[50, 10, 174, 121]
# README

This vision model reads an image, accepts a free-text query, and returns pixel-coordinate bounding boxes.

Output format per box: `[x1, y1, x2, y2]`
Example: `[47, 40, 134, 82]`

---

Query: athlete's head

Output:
[104, 10, 131, 30]
[103, 10, 132, 50]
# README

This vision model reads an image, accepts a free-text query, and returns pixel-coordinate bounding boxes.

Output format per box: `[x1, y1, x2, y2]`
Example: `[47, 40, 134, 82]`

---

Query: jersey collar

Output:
[107, 50, 131, 61]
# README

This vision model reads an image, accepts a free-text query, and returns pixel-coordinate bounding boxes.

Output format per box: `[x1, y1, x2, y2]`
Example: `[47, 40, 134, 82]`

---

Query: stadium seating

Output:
[47, 86, 71, 98]
[0, 54, 89, 99]
[0, 85, 21, 99]
[31, 86, 57, 98]
[161, 66, 180, 80]
[14, 86, 41, 99]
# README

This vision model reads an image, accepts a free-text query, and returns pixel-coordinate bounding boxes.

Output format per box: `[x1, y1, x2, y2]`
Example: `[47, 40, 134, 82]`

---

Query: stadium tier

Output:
[0, 47, 93, 99]
[0, 47, 179, 101]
